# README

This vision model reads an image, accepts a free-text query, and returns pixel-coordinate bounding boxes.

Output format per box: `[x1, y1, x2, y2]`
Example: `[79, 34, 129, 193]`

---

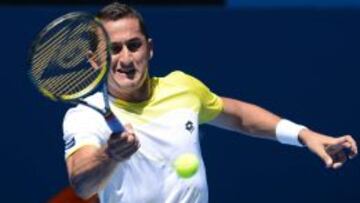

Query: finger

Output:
[337, 135, 358, 159]
[124, 123, 135, 134]
[119, 143, 141, 159]
[344, 135, 358, 159]
[122, 131, 139, 147]
[349, 151, 358, 159]
[112, 135, 139, 153]
[315, 147, 333, 168]
[108, 132, 137, 151]
[108, 134, 128, 147]
[332, 137, 352, 151]
[110, 141, 140, 161]
[106, 142, 137, 161]
[110, 131, 139, 150]
[339, 141, 351, 149]
[332, 162, 343, 169]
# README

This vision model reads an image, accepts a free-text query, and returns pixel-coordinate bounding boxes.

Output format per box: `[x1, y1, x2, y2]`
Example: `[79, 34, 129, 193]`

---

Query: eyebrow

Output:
[110, 37, 143, 45]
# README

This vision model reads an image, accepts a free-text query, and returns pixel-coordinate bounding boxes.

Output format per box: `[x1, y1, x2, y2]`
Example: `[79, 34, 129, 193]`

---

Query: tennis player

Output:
[63, 2, 358, 203]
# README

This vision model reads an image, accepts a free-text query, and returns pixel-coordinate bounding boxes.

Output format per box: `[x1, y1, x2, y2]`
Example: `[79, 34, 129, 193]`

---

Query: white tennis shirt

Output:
[63, 71, 223, 203]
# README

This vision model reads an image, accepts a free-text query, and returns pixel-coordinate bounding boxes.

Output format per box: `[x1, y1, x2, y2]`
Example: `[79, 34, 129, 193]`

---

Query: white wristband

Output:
[275, 119, 307, 147]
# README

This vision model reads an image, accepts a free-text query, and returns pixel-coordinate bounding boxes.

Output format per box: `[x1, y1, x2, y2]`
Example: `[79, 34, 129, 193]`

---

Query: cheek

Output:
[134, 51, 150, 66]
[110, 55, 119, 68]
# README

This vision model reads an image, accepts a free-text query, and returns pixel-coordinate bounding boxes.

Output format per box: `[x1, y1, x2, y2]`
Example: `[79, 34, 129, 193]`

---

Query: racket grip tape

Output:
[105, 113, 124, 134]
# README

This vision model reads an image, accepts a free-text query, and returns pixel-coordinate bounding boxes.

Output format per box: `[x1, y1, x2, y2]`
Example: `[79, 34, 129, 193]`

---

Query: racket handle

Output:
[105, 113, 124, 134]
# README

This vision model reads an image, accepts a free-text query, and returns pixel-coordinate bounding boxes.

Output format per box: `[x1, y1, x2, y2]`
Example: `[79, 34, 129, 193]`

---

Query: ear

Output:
[150, 50, 154, 59]
[87, 51, 101, 70]
[149, 50, 154, 60]
[147, 38, 154, 60]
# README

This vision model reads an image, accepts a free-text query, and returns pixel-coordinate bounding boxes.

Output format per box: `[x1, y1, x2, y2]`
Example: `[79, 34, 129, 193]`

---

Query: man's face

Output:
[103, 17, 152, 93]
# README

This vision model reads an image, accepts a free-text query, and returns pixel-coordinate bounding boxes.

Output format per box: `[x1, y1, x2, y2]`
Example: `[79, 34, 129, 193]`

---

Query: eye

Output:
[110, 43, 122, 55]
[126, 40, 142, 52]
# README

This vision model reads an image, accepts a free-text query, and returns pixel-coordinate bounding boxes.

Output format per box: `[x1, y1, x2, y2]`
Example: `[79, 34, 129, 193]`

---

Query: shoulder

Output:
[63, 92, 105, 127]
[158, 70, 206, 91]
[161, 70, 200, 84]
[83, 92, 106, 109]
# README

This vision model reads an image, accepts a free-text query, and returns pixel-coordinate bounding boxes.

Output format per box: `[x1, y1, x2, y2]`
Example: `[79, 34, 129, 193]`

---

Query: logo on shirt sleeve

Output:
[65, 137, 76, 150]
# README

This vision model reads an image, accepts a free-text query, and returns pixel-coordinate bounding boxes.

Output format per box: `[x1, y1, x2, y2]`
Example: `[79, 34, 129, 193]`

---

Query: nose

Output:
[118, 46, 133, 68]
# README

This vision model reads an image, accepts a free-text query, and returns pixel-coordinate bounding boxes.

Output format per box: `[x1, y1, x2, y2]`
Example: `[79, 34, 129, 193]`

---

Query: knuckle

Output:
[345, 135, 351, 140]
[127, 134, 135, 143]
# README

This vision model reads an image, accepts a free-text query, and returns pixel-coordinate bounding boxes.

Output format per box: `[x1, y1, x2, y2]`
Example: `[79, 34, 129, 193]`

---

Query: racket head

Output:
[28, 12, 111, 102]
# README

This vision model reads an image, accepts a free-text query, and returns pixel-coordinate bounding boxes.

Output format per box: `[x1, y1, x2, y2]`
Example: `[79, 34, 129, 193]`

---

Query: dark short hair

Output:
[96, 2, 149, 39]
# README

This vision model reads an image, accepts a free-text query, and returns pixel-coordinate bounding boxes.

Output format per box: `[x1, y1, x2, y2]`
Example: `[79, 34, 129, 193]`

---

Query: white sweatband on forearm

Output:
[275, 119, 307, 147]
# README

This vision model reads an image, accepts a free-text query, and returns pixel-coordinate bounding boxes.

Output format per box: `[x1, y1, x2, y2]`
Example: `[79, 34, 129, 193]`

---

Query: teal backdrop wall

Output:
[1, 5, 359, 203]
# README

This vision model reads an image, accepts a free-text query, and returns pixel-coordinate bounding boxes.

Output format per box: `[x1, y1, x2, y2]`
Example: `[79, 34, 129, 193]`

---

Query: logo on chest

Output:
[185, 120, 195, 133]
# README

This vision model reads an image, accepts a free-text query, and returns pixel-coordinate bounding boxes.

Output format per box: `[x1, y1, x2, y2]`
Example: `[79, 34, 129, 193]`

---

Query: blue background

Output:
[228, 0, 360, 8]
[1, 4, 359, 203]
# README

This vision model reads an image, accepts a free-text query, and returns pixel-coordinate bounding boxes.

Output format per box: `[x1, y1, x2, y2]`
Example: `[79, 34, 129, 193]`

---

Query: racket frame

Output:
[28, 12, 112, 102]
[28, 12, 124, 134]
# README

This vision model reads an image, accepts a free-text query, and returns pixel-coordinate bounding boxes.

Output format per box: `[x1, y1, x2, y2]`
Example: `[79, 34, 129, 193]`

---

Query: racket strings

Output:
[42, 43, 107, 96]
[40, 68, 91, 94]
[51, 68, 95, 96]
[32, 38, 87, 80]
[53, 38, 89, 69]
[34, 23, 89, 68]
[32, 39, 91, 85]
[32, 25, 71, 64]
[30, 19, 108, 98]
[38, 43, 107, 95]
[50, 24, 90, 70]
[31, 23, 87, 76]
[41, 54, 107, 96]
[31, 29, 72, 78]
[57, 48, 108, 95]
[31, 24, 84, 79]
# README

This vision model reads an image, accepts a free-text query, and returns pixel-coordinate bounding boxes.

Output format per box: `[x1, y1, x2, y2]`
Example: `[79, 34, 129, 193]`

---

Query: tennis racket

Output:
[28, 12, 124, 134]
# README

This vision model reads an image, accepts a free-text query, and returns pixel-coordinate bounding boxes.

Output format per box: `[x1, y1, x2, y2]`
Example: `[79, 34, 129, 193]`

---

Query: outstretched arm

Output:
[208, 97, 281, 140]
[208, 97, 358, 169]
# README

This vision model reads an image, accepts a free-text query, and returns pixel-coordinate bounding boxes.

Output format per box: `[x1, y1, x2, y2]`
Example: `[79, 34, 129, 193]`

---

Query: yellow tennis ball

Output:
[174, 153, 199, 178]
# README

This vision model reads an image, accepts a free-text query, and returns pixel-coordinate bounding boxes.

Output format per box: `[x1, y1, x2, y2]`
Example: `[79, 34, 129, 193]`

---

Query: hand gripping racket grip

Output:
[105, 113, 124, 134]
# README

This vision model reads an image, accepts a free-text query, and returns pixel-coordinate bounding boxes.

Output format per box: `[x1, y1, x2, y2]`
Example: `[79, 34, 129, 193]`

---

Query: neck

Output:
[108, 78, 152, 103]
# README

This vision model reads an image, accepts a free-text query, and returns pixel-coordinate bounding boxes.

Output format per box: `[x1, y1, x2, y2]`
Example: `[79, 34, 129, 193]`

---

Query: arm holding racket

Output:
[28, 12, 141, 200]
[208, 97, 358, 169]
[66, 124, 139, 199]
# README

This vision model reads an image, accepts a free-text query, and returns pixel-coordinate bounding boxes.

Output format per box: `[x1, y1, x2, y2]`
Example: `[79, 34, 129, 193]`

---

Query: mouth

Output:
[115, 68, 136, 78]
